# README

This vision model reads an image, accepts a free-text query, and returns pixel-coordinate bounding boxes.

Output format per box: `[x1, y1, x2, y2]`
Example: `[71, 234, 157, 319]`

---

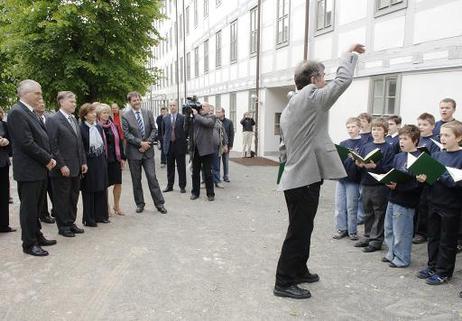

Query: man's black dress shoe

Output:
[354, 240, 370, 248]
[207, 196, 215, 201]
[162, 187, 173, 193]
[295, 271, 320, 284]
[38, 235, 57, 246]
[0, 226, 17, 233]
[156, 205, 168, 214]
[23, 245, 48, 256]
[136, 206, 144, 213]
[59, 230, 75, 237]
[273, 285, 311, 299]
[190, 194, 199, 200]
[363, 245, 380, 253]
[180, 188, 186, 193]
[71, 225, 84, 234]
[97, 219, 110, 224]
[40, 215, 55, 224]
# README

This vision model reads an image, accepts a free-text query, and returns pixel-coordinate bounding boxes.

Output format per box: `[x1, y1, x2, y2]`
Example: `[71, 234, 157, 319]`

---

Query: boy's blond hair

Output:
[345, 117, 361, 127]
[441, 120, 462, 137]
[371, 118, 388, 135]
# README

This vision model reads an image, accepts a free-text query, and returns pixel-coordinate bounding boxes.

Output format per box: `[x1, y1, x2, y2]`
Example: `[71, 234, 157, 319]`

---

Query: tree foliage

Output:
[0, 0, 163, 109]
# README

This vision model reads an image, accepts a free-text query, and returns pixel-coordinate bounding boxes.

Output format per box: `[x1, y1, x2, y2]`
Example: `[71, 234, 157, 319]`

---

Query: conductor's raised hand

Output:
[349, 43, 366, 54]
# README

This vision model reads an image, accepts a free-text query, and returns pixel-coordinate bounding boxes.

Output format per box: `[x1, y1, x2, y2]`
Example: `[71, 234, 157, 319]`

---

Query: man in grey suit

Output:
[47, 91, 87, 237]
[273, 44, 365, 299]
[122, 92, 167, 214]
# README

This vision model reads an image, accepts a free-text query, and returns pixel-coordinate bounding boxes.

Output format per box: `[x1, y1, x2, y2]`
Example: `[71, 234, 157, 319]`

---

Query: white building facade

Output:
[147, 0, 462, 156]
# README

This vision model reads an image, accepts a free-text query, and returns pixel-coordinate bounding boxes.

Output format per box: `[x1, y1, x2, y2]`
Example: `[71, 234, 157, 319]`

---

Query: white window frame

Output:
[215, 30, 222, 68]
[375, 0, 407, 17]
[204, 39, 209, 73]
[368, 74, 401, 116]
[249, 7, 258, 56]
[204, 0, 209, 18]
[315, 0, 335, 36]
[229, 92, 237, 125]
[194, 0, 198, 28]
[194, 46, 199, 78]
[230, 20, 238, 63]
[276, 0, 290, 47]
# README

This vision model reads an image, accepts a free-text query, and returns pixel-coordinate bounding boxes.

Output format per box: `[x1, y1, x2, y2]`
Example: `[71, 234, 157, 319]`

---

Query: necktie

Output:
[136, 111, 145, 137]
[68, 115, 78, 134]
[171, 114, 176, 142]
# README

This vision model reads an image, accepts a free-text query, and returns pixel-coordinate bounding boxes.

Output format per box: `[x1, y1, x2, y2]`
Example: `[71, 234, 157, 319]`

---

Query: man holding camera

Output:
[122, 91, 167, 214]
[186, 102, 216, 201]
[274, 44, 365, 299]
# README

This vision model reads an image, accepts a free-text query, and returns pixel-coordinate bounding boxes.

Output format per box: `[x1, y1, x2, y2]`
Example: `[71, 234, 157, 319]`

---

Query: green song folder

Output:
[350, 148, 382, 164]
[406, 152, 446, 185]
[335, 144, 350, 161]
[277, 162, 285, 184]
[368, 168, 413, 185]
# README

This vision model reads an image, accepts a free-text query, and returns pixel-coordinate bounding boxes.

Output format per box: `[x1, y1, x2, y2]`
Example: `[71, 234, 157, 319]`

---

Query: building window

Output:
[194, 46, 199, 78]
[186, 52, 191, 81]
[375, 0, 407, 17]
[230, 20, 238, 63]
[250, 7, 258, 55]
[204, 39, 209, 73]
[276, 0, 290, 46]
[369, 75, 401, 116]
[274, 113, 281, 135]
[204, 0, 209, 17]
[248, 89, 257, 115]
[215, 30, 222, 68]
[216, 0, 222, 7]
[185, 6, 190, 35]
[204, 96, 209, 102]
[229, 92, 237, 125]
[315, 0, 334, 35]
[194, 0, 198, 28]
[215, 94, 221, 108]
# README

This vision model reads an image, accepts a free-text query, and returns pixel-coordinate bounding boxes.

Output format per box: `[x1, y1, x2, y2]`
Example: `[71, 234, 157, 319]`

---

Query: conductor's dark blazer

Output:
[162, 113, 187, 155]
[46, 111, 86, 177]
[7, 101, 52, 182]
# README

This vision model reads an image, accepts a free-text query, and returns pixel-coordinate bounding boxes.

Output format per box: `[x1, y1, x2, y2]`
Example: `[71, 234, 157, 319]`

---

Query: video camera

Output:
[182, 96, 202, 117]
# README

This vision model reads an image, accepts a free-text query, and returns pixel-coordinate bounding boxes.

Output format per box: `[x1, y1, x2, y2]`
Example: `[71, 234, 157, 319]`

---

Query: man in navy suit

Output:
[7, 80, 57, 256]
[162, 100, 187, 193]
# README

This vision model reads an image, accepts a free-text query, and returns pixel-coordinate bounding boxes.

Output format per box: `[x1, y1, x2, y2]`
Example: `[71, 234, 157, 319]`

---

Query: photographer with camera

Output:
[184, 99, 216, 201]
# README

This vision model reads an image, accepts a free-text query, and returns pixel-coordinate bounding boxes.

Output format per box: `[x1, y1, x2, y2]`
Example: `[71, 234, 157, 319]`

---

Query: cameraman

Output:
[187, 102, 216, 201]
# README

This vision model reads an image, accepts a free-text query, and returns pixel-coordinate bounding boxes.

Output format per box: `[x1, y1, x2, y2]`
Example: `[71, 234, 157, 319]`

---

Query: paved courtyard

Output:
[1, 154, 462, 321]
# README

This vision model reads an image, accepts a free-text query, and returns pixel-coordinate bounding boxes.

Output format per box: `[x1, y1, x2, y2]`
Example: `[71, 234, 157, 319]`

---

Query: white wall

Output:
[328, 78, 370, 143]
[399, 70, 462, 125]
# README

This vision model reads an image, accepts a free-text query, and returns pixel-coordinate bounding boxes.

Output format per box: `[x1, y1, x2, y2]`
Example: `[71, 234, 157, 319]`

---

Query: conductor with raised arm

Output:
[274, 44, 365, 299]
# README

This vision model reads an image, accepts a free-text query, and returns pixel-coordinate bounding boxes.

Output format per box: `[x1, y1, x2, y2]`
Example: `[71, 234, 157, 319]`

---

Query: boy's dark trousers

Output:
[362, 185, 388, 249]
[414, 186, 429, 237]
[275, 182, 322, 287]
[427, 206, 461, 278]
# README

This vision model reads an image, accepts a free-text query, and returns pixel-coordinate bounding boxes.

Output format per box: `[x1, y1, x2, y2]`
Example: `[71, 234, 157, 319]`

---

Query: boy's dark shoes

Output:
[381, 257, 391, 263]
[273, 285, 311, 299]
[362, 245, 379, 253]
[416, 267, 435, 279]
[354, 240, 369, 247]
[425, 274, 448, 285]
[332, 230, 348, 240]
[295, 271, 320, 284]
[349, 234, 359, 241]
[412, 235, 427, 244]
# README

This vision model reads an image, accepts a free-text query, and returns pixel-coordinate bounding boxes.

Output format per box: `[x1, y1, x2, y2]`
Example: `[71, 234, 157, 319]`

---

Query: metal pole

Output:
[182, 0, 187, 102]
[303, 0, 310, 60]
[175, 0, 180, 105]
[255, 0, 262, 156]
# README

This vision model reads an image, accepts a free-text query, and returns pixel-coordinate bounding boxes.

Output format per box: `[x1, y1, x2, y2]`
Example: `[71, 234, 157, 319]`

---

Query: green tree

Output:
[0, 0, 163, 109]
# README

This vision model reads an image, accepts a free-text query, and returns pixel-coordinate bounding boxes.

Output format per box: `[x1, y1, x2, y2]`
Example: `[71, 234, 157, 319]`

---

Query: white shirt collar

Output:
[20, 100, 34, 113]
[59, 109, 72, 118]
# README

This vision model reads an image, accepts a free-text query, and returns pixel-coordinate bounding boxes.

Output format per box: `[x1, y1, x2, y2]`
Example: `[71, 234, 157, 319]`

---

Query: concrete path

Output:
[1, 155, 461, 321]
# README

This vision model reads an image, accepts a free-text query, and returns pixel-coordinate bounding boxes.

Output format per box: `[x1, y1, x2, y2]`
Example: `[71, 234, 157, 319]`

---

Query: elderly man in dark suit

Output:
[273, 44, 365, 299]
[46, 91, 87, 237]
[162, 100, 187, 193]
[7, 79, 57, 256]
[185, 102, 216, 201]
[122, 91, 167, 214]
